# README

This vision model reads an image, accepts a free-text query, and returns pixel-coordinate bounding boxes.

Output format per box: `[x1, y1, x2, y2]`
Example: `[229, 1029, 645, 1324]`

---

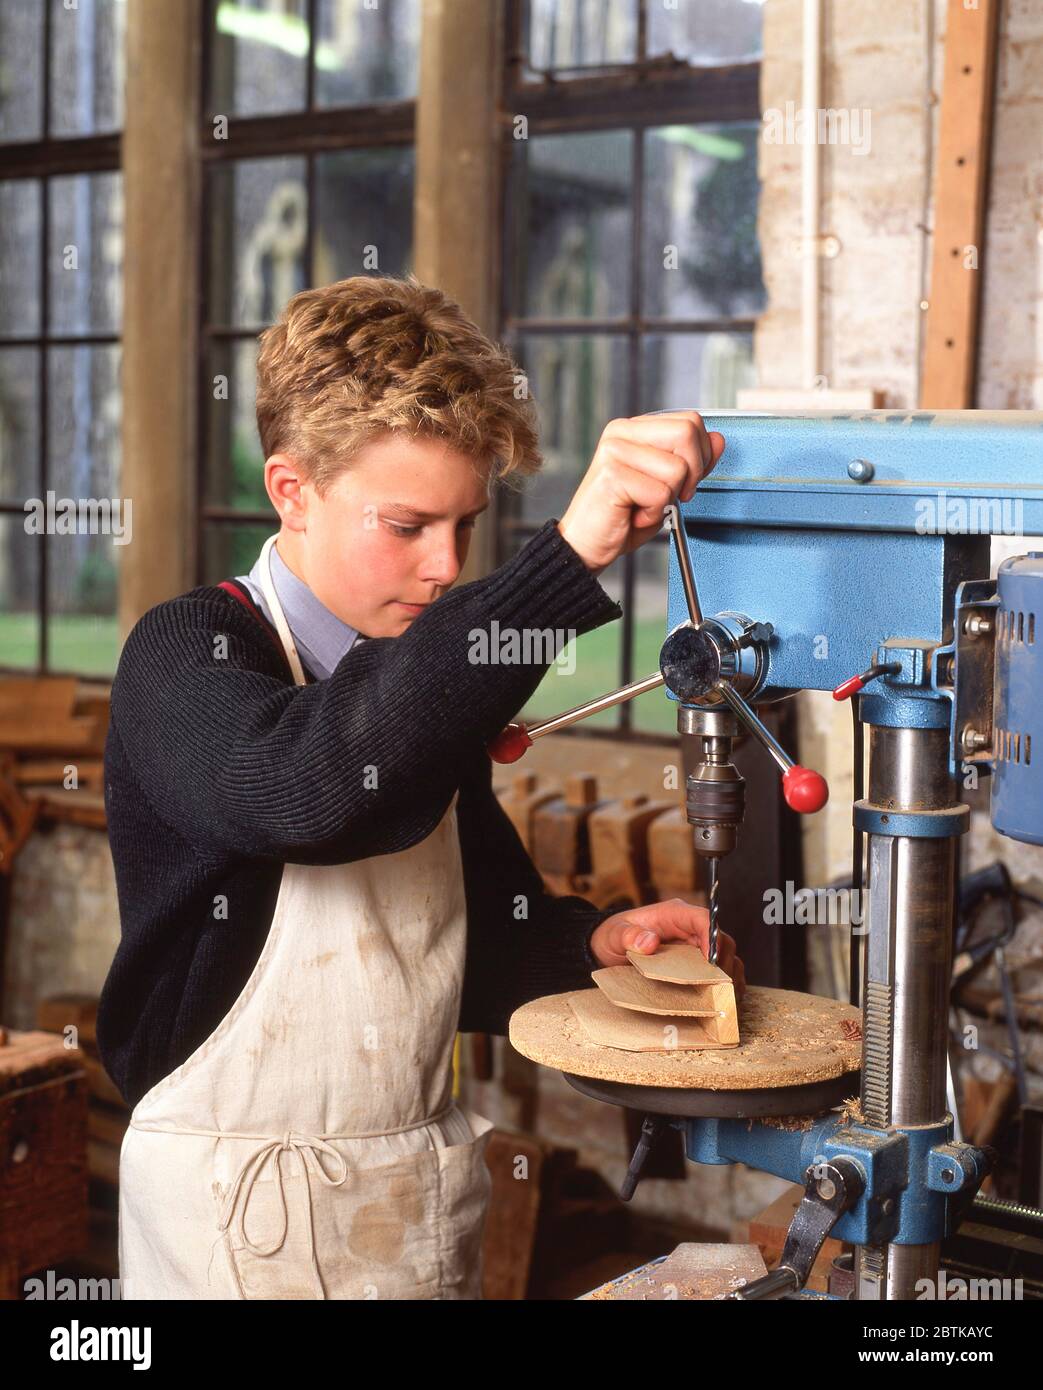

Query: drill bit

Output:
[707, 855, 720, 965]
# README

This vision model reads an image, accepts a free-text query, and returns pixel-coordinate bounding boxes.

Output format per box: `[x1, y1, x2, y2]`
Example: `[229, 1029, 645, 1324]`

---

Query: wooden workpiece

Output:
[593, 966, 718, 1018]
[572, 988, 733, 1051]
[626, 940, 726, 986]
[590, 943, 739, 1045]
[509, 987, 862, 1091]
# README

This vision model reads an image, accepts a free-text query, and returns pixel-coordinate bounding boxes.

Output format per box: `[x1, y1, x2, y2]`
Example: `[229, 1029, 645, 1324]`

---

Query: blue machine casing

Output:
[991, 554, 1043, 846]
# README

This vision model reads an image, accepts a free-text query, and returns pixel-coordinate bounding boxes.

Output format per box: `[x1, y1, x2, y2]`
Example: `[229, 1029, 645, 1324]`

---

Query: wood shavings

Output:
[836, 1093, 866, 1126]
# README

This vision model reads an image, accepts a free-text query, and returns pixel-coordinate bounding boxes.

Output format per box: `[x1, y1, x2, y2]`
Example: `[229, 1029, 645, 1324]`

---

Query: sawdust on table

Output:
[752, 1112, 819, 1132]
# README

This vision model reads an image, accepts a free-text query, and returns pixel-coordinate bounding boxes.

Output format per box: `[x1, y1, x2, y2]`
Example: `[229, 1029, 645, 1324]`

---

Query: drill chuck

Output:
[686, 762, 746, 857]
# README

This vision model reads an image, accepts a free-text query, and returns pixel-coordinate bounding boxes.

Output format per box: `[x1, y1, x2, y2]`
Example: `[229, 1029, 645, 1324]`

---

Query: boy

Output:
[98, 274, 744, 1301]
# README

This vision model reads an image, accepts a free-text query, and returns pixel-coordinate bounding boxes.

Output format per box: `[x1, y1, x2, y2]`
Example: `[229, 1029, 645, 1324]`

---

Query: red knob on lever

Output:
[487, 722, 533, 764]
[782, 765, 829, 813]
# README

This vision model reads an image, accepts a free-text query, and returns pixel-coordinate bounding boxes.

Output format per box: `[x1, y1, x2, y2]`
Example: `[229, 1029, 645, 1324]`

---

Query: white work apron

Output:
[118, 536, 493, 1299]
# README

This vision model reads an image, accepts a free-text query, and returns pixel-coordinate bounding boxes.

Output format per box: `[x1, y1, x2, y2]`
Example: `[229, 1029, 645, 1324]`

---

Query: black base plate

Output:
[563, 1069, 860, 1119]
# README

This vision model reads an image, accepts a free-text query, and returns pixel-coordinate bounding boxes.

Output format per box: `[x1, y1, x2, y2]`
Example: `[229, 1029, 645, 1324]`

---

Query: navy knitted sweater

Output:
[97, 519, 624, 1108]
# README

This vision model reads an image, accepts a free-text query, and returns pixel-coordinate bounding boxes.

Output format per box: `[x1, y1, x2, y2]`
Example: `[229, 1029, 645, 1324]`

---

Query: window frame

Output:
[495, 0, 762, 743]
[0, 3, 123, 677]
[195, 0, 418, 577]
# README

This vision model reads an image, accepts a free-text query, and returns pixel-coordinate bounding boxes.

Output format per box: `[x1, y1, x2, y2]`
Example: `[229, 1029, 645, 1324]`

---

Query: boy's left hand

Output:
[589, 898, 746, 1000]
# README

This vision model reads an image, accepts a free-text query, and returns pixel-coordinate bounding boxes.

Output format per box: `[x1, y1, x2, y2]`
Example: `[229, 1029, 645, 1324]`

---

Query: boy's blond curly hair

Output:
[255, 274, 541, 494]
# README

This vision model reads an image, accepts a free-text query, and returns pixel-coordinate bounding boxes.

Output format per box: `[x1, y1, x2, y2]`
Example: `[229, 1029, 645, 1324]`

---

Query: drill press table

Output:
[509, 986, 862, 1118]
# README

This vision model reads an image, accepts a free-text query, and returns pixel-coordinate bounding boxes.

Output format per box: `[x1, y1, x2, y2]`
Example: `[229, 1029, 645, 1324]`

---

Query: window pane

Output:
[316, 0, 420, 106]
[49, 171, 124, 336]
[632, 538, 675, 734]
[643, 124, 764, 320]
[49, 0, 126, 136]
[45, 345, 121, 676]
[640, 331, 754, 412]
[202, 521, 277, 586]
[47, 343, 121, 493]
[46, 545, 120, 675]
[648, 0, 764, 65]
[503, 533, 625, 729]
[0, 348, 40, 502]
[0, 180, 42, 337]
[0, 512, 40, 669]
[314, 147, 414, 282]
[525, 0, 637, 74]
[505, 334, 628, 523]
[0, 0, 44, 142]
[204, 338, 268, 512]
[207, 158, 308, 327]
[509, 131, 633, 319]
[208, 0, 309, 117]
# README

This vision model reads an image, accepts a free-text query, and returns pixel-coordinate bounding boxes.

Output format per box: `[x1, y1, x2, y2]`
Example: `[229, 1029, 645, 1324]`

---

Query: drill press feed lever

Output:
[489, 503, 830, 814]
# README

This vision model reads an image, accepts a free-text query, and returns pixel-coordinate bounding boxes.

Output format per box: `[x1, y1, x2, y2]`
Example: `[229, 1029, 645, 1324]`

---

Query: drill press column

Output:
[856, 723, 962, 1300]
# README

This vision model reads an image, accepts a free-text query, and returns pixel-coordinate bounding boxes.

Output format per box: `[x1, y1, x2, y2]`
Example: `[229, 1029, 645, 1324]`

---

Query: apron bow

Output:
[217, 1131, 349, 1299]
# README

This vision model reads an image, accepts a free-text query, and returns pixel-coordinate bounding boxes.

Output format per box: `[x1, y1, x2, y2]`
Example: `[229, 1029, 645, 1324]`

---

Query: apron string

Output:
[129, 1100, 457, 1142]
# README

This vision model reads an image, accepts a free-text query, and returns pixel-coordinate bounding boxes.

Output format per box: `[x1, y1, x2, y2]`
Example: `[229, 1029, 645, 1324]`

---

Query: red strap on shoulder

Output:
[216, 580, 291, 668]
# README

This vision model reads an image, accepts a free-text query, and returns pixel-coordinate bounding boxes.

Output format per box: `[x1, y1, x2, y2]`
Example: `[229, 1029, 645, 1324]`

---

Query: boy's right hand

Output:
[556, 411, 725, 576]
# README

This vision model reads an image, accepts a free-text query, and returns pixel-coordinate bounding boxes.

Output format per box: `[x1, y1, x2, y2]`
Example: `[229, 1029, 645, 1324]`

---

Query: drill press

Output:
[497, 409, 1043, 1300]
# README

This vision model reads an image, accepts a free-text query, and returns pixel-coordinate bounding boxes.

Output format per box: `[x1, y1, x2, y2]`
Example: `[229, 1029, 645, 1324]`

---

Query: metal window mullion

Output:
[304, 0, 318, 282]
[195, 152, 214, 586]
[38, 171, 51, 673]
[199, 107, 415, 161]
[503, 315, 756, 335]
[505, 72, 760, 132]
[305, 150, 316, 287]
[618, 122, 645, 730]
[200, 0, 215, 125]
[42, 0, 52, 141]
[34, 0, 55, 671]
[0, 332, 119, 349]
[306, 0, 318, 111]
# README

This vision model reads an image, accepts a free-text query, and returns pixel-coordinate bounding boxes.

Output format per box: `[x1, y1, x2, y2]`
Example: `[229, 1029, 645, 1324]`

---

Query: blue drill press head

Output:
[661, 410, 1043, 846]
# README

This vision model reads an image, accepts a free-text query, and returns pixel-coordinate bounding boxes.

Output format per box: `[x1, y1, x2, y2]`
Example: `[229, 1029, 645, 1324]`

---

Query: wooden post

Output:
[119, 0, 202, 633]
[920, 0, 1001, 408]
[414, 0, 505, 582]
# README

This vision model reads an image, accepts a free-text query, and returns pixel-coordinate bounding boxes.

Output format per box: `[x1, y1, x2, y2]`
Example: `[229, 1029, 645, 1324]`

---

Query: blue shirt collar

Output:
[236, 539, 362, 681]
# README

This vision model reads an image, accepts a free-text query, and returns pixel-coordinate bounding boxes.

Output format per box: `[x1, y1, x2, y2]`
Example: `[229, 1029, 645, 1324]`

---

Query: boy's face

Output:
[268, 433, 492, 638]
